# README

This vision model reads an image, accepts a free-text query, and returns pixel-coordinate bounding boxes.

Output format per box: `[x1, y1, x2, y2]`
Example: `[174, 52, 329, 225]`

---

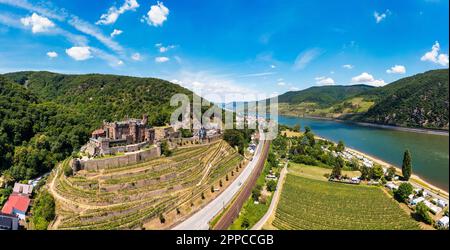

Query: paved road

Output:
[172, 135, 267, 230]
[252, 162, 288, 230]
[213, 140, 271, 230]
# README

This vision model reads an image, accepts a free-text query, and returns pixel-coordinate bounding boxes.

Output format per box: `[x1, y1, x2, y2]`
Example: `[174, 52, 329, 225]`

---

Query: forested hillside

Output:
[354, 69, 449, 129]
[277, 69, 449, 130]
[0, 71, 194, 183]
[278, 85, 374, 108]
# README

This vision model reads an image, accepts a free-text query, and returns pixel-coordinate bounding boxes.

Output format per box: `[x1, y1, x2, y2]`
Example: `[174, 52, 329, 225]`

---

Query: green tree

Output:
[241, 217, 250, 229]
[336, 140, 345, 152]
[252, 185, 262, 201]
[159, 213, 166, 224]
[386, 166, 396, 181]
[415, 202, 433, 224]
[266, 180, 277, 192]
[349, 158, 360, 171]
[160, 141, 172, 157]
[293, 124, 301, 132]
[402, 150, 412, 180]
[305, 132, 315, 147]
[331, 156, 344, 178]
[31, 191, 55, 230]
[180, 129, 193, 138]
[360, 166, 371, 180]
[394, 182, 413, 202]
[372, 164, 384, 180]
[63, 163, 73, 177]
[304, 126, 311, 134]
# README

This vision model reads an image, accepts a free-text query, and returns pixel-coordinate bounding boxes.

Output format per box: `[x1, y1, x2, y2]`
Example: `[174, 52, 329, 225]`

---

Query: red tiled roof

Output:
[92, 129, 105, 135]
[1, 194, 30, 214]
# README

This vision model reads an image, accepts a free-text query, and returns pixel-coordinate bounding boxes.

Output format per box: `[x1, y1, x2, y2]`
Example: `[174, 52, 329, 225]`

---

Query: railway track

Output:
[212, 139, 271, 230]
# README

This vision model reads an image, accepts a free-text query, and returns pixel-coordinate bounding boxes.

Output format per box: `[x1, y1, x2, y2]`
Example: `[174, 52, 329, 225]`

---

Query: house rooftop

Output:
[12, 183, 33, 195]
[1, 194, 31, 214]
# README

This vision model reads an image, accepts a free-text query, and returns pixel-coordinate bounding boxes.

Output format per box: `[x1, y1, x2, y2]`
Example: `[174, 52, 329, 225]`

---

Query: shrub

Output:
[394, 182, 413, 202]
[415, 202, 433, 225]
[241, 217, 250, 229]
[31, 191, 55, 230]
[266, 180, 277, 192]
[159, 213, 166, 224]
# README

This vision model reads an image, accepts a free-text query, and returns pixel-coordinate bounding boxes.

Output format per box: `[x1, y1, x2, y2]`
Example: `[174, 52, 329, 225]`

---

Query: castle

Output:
[84, 115, 156, 156]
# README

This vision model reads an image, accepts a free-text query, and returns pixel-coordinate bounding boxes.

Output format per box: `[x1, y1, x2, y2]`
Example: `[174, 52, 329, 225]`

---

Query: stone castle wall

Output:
[80, 146, 161, 171]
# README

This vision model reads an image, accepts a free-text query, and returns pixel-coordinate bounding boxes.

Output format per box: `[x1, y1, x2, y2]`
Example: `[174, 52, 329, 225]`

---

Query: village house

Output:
[12, 183, 33, 196]
[385, 182, 399, 191]
[423, 200, 442, 215]
[0, 212, 19, 230]
[1, 194, 30, 220]
[437, 216, 449, 229]
[410, 197, 425, 206]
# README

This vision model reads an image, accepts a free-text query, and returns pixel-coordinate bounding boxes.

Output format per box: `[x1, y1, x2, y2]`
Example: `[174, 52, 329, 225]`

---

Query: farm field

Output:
[271, 174, 420, 230]
[49, 140, 245, 230]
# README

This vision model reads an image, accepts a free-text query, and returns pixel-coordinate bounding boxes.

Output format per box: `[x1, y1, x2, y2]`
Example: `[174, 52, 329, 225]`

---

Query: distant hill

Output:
[353, 69, 449, 129]
[278, 85, 374, 108]
[0, 71, 196, 182]
[276, 69, 449, 130]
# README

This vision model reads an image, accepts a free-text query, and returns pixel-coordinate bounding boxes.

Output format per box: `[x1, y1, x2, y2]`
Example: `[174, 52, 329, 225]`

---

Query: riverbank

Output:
[345, 146, 449, 198]
[313, 134, 449, 198]
[282, 114, 449, 136]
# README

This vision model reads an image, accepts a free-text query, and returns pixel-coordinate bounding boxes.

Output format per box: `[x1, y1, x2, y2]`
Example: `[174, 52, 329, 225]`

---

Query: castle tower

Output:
[142, 114, 148, 126]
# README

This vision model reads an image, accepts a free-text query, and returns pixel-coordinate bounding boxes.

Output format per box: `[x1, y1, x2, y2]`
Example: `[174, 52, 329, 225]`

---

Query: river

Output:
[278, 116, 449, 191]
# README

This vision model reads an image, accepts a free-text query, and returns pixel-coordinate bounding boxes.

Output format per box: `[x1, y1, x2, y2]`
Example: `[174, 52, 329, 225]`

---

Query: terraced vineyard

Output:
[49, 140, 245, 229]
[272, 175, 420, 230]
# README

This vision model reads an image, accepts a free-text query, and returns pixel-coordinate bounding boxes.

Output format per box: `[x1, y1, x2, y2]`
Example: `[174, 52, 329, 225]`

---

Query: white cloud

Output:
[289, 87, 300, 91]
[131, 53, 142, 61]
[155, 56, 169, 63]
[20, 13, 55, 33]
[68, 16, 124, 54]
[96, 0, 139, 25]
[315, 76, 335, 85]
[277, 81, 286, 86]
[110, 29, 123, 37]
[342, 64, 354, 69]
[239, 72, 276, 78]
[293, 48, 322, 70]
[374, 9, 391, 23]
[351, 72, 386, 87]
[438, 54, 449, 66]
[142, 2, 169, 27]
[156, 44, 176, 53]
[65, 46, 92, 61]
[46, 51, 58, 58]
[170, 70, 264, 102]
[270, 64, 276, 69]
[421, 41, 449, 66]
[386, 65, 406, 74]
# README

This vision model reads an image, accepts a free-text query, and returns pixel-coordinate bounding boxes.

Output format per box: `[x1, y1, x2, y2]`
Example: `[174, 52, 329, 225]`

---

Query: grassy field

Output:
[271, 167, 420, 230]
[50, 140, 245, 229]
[288, 163, 360, 181]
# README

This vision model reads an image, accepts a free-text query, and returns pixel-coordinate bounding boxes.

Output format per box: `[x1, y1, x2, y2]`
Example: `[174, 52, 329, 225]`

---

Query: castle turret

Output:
[142, 114, 148, 126]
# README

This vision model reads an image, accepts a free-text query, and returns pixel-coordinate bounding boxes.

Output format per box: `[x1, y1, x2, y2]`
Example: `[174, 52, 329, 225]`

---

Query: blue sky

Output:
[0, 0, 448, 101]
